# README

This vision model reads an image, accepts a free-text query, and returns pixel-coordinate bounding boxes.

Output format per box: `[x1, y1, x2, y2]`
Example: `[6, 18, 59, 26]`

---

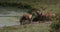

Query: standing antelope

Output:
[20, 13, 32, 25]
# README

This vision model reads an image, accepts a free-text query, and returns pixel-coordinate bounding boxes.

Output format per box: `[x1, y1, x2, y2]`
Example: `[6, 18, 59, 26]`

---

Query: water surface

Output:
[0, 6, 29, 27]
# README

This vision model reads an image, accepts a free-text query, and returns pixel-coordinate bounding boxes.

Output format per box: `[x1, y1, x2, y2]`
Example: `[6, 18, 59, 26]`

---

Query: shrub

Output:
[50, 21, 60, 32]
[50, 14, 60, 32]
[24, 4, 32, 9]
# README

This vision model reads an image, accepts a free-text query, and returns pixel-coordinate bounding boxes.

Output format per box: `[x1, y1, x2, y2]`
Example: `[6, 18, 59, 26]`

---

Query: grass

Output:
[0, 4, 60, 32]
[0, 0, 60, 9]
[0, 0, 60, 32]
[0, 23, 50, 32]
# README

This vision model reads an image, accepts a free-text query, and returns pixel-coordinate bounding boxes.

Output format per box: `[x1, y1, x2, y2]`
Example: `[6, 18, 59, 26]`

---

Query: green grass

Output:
[0, 0, 60, 14]
[0, 23, 50, 32]
[0, 4, 60, 32]
[0, 0, 60, 9]
[0, 0, 60, 32]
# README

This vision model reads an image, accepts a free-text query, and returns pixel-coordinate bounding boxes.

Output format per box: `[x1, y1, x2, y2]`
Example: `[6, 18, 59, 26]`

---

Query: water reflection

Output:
[0, 6, 29, 27]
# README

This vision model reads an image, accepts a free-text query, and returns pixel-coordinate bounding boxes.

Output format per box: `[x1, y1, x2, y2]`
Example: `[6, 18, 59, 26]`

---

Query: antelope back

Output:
[23, 13, 32, 19]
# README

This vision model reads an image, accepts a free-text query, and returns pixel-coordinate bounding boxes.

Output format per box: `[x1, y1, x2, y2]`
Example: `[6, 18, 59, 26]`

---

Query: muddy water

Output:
[0, 6, 29, 27]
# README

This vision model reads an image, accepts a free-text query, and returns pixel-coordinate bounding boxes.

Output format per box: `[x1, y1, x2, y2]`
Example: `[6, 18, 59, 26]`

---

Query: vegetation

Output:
[50, 13, 60, 32]
[0, 0, 60, 32]
[0, 23, 50, 32]
[50, 21, 60, 32]
[0, 0, 60, 9]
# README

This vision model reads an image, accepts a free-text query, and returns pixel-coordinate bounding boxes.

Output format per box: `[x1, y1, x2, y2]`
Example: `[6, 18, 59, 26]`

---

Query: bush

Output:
[0, 2, 32, 9]
[50, 21, 60, 32]
[24, 4, 32, 9]
[50, 14, 60, 32]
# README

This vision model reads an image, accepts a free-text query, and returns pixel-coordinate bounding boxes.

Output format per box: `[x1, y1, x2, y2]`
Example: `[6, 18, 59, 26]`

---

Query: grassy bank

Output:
[0, 0, 60, 32]
[0, 0, 60, 14]
[0, 23, 50, 32]
[0, 0, 60, 9]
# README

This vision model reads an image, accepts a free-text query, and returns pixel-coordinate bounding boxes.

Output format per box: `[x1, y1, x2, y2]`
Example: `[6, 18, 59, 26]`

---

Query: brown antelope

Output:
[41, 12, 56, 21]
[20, 13, 32, 25]
[33, 12, 56, 23]
[46, 13, 56, 21]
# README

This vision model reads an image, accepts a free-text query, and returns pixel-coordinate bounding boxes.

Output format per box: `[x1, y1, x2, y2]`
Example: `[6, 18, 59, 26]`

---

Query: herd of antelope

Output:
[19, 9, 57, 25]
